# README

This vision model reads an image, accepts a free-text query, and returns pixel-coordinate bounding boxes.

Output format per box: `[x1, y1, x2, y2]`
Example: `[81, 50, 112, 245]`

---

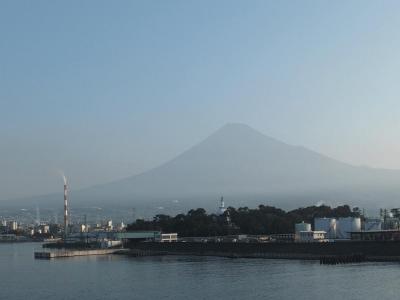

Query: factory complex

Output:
[294, 208, 400, 243]
[8, 175, 400, 263]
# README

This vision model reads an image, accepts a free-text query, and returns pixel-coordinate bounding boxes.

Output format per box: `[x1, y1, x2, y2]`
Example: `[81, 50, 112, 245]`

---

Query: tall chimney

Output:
[64, 181, 68, 240]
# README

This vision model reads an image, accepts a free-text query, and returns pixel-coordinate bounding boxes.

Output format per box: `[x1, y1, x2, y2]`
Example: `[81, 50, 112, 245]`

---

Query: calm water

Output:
[0, 243, 399, 300]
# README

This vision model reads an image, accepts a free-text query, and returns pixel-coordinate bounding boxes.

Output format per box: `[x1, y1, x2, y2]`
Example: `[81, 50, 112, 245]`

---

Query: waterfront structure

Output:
[8, 221, 18, 231]
[34, 248, 121, 259]
[106, 220, 113, 231]
[294, 222, 311, 241]
[100, 239, 123, 248]
[379, 208, 400, 229]
[116, 231, 178, 243]
[80, 224, 88, 233]
[118, 222, 126, 231]
[297, 231, 327, 242]
[0, 234, 18, 241]
[159, 233, 178, 242]
[269, 233, 295, 242]
[314, 218, 337, 239]
[383, 217, 399, 230]
[116, 231, 162, 242]
[336, 217, 361, 239]
[364, 218, 382, 231]
[350, 230, 400, 241]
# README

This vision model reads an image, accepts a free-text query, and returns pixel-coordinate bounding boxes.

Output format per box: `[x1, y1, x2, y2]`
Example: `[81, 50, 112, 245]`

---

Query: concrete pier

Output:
[34, 248, 125, 259]
[126, 241, 400, 262]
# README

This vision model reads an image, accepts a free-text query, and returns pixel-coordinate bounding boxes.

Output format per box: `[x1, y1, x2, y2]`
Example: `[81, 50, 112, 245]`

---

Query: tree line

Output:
[127, 204, 359, 237]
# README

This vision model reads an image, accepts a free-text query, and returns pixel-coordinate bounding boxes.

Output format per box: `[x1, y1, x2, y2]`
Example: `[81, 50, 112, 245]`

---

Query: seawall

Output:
[126, 241, 400, 262]
[34, 248, 124, 259]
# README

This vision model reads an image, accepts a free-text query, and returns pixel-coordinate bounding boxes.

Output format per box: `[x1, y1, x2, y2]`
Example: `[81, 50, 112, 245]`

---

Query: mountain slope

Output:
[10, 123, 400, 212]
[76, 123, 400, 209]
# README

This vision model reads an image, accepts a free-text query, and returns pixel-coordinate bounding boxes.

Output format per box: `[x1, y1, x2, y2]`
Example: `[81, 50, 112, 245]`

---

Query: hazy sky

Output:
[1, 0, 400, 200]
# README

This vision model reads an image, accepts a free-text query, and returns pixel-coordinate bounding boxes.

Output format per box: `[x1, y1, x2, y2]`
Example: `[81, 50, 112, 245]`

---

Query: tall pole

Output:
[84, 214, 88, 247]
[64, 182, 68, 241]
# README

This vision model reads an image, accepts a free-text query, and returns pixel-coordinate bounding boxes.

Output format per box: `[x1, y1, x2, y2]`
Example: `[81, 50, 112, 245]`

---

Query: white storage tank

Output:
[364, 218, 382, 231]
[295, 222, 311, 241]
[314, 218, 337, 239]
[337, 217, 361, 239]
[295, 222, 311, 234]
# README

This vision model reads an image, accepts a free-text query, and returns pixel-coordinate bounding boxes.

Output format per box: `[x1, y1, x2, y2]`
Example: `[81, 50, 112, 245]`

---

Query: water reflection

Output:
[0, 243, 398, 300]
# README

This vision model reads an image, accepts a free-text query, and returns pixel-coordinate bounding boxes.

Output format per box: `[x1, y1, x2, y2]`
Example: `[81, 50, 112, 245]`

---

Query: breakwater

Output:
[34, 248, 125, 259]
[126, 241, 400, 262]
[320, 254, 366, 265]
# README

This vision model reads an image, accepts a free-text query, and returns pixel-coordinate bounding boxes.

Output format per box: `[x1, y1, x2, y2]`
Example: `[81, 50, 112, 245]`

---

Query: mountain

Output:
[9, 123, 400, 214]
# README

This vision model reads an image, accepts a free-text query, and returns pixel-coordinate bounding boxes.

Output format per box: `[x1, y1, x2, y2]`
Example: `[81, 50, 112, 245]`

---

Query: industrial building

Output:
[350, 230, 400, 241]
[160, 233, 178, 242]
[293, 217, 362, 241]
[8, 221, 18, 231]
[294, 222, 311, 241]
[311, 217, 362, 240]
[336, 217, 361, 239]
[364, 218, 382, 231]
[314, 218, 336, 239]
[297, 231, 327, 242]
[269, 233, 295, 242]
[115, 231, 178, 243]
[294, 221, 327, 242]
[299, 209, 400, 242]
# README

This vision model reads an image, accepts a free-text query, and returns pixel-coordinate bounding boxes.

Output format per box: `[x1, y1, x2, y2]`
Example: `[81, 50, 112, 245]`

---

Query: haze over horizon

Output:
[7, 122, 400, 215]
[2, 1, 400, 201]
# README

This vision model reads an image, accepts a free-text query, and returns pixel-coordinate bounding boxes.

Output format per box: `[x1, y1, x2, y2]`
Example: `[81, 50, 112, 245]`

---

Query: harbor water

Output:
[1, 243, 399, 300]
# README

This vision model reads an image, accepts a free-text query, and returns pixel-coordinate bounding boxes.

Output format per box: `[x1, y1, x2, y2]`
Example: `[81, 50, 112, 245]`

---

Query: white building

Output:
[295, 222, 311, 241]
[118, 222, 126, 230]
[42, 225, 50, 234]
[297, 231, 327, 242]
[314, 218, 337, 239]
[100, 239, 122, 248]
[107, 220, 113, 231]
[159, 233, 178, 242]
[8, 221, 18, 231]
[337, 217, 361, 239]
[80, 224, 88, 233]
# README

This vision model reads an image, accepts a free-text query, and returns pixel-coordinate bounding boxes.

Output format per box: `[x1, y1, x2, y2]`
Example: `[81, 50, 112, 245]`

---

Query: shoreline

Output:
[125, 241, 400, 262]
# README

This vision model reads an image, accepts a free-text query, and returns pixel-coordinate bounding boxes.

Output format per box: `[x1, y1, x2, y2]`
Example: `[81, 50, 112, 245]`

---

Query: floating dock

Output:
[34, 248, 125, 259]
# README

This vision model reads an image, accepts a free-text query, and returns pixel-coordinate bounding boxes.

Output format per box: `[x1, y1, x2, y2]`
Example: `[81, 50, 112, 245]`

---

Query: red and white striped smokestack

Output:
[64, 180, 68, 239]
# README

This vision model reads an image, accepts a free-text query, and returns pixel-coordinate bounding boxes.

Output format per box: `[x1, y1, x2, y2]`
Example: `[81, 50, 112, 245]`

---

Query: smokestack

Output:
[64, 179, 68, 240]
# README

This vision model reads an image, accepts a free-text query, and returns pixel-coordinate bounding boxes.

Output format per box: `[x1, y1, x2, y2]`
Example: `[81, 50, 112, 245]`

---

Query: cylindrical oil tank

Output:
[364, 218, 382, 231]
[337, 217, 361, 239]
[314, 218, 337, 239]
[295, 222, 311, 233]
[295, 222, 311, 241]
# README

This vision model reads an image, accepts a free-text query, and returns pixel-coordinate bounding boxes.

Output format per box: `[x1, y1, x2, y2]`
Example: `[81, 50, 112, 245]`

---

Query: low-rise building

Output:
[297, 231, 327, 242]
[351, 230, 400, 241]
[158, 233, 178, 242]
[269, 233, 295, 242]
[295, 222, 311, 241]
[8, 221, 18, 231]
